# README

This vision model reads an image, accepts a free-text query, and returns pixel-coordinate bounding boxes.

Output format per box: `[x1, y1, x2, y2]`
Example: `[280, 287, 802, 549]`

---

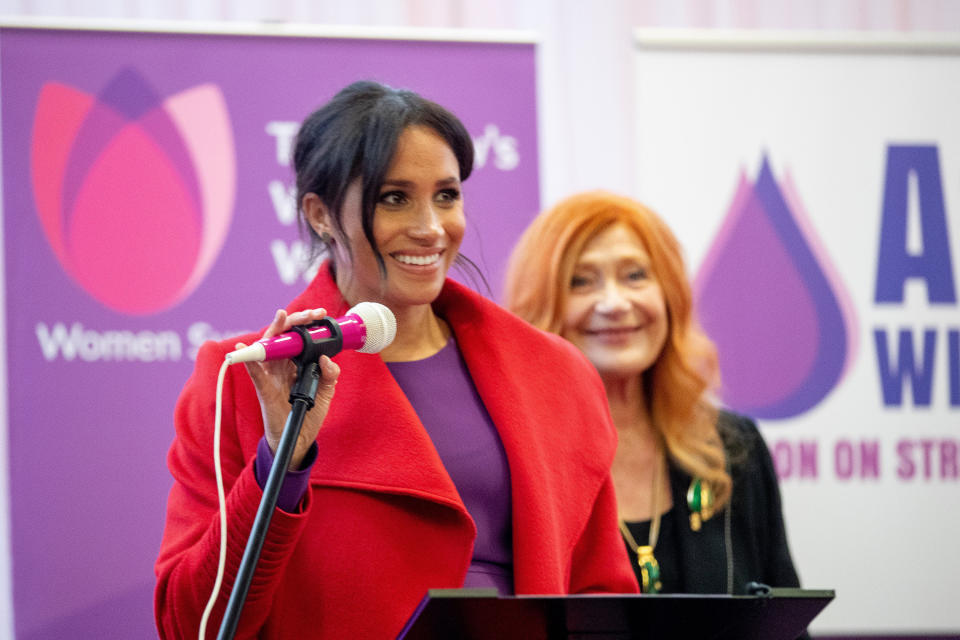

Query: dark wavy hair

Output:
[293, 80, 479, 281]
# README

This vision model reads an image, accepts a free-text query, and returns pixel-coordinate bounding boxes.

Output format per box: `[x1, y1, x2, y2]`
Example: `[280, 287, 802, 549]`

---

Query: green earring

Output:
[687, 478, 715, 531]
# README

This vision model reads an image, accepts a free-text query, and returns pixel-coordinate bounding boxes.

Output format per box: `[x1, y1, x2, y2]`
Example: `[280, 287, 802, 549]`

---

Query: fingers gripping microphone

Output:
[224, 302, 396, 364]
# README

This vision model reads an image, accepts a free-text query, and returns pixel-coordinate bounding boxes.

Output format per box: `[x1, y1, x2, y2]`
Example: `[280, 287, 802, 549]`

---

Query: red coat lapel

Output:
[283, 265, 620, 593]
[288, 266, 466, 511]
[436, 279, 620, 593]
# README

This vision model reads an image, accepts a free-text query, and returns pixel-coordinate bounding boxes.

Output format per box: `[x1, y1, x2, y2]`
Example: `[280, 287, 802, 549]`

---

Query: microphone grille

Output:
[348, 302, 397, 354]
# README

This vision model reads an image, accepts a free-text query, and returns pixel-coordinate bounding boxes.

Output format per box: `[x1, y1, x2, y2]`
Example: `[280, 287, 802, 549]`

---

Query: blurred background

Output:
[4, 0, 959, 208]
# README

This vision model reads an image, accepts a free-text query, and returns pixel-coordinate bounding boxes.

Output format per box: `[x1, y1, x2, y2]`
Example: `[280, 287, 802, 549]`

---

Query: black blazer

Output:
[667, 411, 802, 595]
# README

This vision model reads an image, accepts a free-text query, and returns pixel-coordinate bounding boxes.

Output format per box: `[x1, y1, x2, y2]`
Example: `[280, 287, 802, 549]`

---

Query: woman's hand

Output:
[237, 308, 341, 470]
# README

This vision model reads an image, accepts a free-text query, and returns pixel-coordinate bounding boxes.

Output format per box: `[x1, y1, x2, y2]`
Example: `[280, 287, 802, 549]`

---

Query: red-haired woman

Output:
[505, 190, 803, 598]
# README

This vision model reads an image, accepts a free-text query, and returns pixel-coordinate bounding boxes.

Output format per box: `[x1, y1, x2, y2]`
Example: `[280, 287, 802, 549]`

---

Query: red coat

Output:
[155, 265, 638, 639]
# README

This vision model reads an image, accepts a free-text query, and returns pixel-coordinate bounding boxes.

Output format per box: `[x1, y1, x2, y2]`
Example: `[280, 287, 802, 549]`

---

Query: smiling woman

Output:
[561, 223, 669, 381]
[154, 82, 638, 640]
[505, 190, 806, 634]
[302, 125, 467, 342]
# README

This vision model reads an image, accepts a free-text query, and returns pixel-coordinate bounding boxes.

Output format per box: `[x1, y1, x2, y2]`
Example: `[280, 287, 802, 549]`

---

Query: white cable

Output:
[199, 360, 230, 640]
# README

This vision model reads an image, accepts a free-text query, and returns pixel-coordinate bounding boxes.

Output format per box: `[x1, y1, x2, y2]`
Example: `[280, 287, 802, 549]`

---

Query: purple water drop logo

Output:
[694, 156, 857, 419]
[30, 69, 236, 315]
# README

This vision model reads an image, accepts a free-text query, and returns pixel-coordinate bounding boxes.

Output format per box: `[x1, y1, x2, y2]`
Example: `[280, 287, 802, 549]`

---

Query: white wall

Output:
[2, 0, 959, 209]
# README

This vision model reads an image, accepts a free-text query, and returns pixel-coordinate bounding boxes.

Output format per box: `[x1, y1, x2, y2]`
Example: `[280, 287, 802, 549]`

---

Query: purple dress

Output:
[256, 338, 515, 594]
[386, 339, 514, 594]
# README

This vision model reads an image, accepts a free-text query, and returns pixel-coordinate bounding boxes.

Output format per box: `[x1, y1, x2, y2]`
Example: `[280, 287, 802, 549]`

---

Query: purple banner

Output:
[1, 25, 539, 639]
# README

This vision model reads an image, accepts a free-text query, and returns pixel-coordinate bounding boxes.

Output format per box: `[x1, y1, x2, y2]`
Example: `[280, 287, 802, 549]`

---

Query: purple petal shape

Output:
[695, 156, 852, 419]
[61, 68, 202, 233]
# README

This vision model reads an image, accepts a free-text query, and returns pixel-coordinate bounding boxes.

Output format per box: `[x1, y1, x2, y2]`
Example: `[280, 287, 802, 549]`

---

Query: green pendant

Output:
[636, 545, 662, 594]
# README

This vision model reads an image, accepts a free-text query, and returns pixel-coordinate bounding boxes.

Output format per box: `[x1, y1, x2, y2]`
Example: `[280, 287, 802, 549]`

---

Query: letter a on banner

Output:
[874, 145, 957, 304]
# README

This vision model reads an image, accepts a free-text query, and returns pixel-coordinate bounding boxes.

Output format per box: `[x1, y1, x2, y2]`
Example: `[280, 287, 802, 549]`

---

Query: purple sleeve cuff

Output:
[254, 437, 317, 513]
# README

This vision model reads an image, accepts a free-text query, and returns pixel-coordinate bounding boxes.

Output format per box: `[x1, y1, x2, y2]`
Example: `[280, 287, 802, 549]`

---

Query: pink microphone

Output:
[224, 302, 396, 364]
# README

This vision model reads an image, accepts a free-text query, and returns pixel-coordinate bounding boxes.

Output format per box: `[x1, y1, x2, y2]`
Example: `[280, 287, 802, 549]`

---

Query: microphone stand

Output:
[216, 318, 343, 640]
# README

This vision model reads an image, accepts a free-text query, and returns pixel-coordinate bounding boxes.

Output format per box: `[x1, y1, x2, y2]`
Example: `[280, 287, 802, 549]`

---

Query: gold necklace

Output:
[619, 441, 664, 594]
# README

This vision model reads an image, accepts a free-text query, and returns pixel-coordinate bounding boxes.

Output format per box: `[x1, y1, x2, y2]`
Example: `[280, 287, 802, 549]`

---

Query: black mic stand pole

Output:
[216, 318, 343, 640]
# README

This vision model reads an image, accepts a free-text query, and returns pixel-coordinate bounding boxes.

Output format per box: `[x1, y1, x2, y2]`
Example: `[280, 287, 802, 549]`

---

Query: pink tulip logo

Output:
[30, 69, 235, 315]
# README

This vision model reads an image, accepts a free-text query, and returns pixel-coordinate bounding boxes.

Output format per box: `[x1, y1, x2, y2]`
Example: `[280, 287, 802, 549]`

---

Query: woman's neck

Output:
[378, 303, 450, 362]
[603, 374, 654, 439]
[606, 373, 671, 521]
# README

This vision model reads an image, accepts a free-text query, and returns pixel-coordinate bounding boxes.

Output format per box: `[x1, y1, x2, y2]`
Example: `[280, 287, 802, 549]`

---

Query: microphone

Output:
[224, 302, 396, 364]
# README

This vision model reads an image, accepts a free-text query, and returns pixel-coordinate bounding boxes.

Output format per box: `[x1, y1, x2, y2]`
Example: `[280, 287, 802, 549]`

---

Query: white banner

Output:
[634, 30, 960, 635]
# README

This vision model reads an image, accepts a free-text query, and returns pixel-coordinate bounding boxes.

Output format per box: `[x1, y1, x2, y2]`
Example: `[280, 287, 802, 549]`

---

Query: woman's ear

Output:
[302, 193, 332, 242]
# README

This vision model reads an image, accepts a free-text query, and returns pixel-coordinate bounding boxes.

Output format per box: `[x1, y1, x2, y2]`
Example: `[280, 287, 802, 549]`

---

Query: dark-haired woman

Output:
[154, 82, 637, 640]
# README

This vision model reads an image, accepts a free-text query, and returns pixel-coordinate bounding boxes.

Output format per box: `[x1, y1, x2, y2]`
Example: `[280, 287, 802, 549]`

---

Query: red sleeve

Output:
[568, 473, 641, 595]
[154, 340, 313, 639]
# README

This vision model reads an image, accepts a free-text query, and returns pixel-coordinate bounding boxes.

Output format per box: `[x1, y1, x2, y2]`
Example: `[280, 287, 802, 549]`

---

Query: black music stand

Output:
[397, 587, 835, 640]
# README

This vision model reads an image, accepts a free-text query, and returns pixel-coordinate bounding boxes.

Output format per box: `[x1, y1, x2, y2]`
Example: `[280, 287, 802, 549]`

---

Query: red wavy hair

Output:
[505, 190, 731, 508]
